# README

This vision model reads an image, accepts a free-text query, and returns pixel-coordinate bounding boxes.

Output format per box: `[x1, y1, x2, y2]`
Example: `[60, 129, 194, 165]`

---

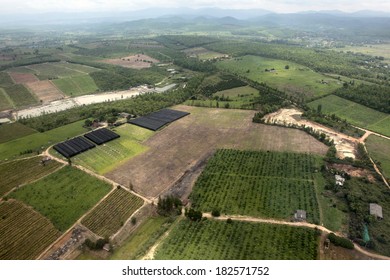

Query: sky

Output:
[0, 0, 389, 14]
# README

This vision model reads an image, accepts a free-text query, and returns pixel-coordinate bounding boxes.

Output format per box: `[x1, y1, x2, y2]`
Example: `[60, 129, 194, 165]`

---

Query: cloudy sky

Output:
[0, 0, 389, 14]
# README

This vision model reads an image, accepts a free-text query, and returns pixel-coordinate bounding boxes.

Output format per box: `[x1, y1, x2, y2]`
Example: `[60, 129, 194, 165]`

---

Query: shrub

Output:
[328, 233, 354, 249]
[211, 209, 221, 217]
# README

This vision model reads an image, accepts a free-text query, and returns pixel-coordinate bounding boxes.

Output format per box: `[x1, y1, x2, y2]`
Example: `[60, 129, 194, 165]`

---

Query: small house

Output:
[335, 174, 345, 187]
[369, 203, 383, 219]
[294, 210, 307, 222]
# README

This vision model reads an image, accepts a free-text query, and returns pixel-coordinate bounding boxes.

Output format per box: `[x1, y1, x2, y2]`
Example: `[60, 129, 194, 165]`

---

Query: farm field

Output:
[0, 119, 88, 161]
[190, 149, 320, 223]
[101, 54, 159, 69]
[182, 47, 227, 60]
[10, 166, 112, 231]
[81, 188, 143, 237]
[184, 85, 260, 109]
[366, 135, 390, 182]
[26, 62, 87, 80]
[106, 105, 328, 199]
[216, 55, 342, 99]
[67, 124, 154, 174]
[8, 72, 38, 84]
[308, 95, 390, 137]
[337, 44, 390, 62]
[26, 80, 64, 103]
[0, 88, 13, 110]
[0, 71, 14, 87]
[0, 200, 61, 260]
[154, 219, 319, 260]
[4, 84, 38, 107]
[110, 216, 171, 260]
[0, 122, 36, 143]
[0, 156, 62, 197]
[53, 75, 99, 96]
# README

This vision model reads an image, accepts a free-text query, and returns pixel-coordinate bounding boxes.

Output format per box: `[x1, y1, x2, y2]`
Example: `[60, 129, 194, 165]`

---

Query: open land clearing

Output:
[366, 135, 390, 183]
[26, 80, 64, 103]
[102, 54, 159, 69]
[0, 200, 61, 260]
[217, 55, 343, 99]
[182, 47, 227, 60]
[106, 105, 328, 199]
[308, 95, 390, 137]
[0, 122, 36, 143]
[264, 108, 358, 159]
[8, 72, 38, 84]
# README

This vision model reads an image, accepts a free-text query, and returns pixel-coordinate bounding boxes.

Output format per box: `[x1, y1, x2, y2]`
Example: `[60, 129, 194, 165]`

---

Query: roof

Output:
[335, 174, 345, 186]
[369, 203, 383, 219]
[295, 210, 307, 220]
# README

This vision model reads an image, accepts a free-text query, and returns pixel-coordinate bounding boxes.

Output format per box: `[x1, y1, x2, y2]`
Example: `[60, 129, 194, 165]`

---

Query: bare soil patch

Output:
[106, 106, 328, 199]
[329, 163, 376, 182]
[8, 72, 38, 84]
[26, 80, 64, 103]
[102, 54, 159, 69]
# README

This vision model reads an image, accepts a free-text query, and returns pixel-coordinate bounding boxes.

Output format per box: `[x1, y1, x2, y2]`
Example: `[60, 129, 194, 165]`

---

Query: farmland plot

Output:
[4, 84, 38, 107]
[0, 200, 61, 260]
[102, 54, 159, 69]
[0, 156, 62, 197]
[0, 88, 13, 111]
[154, 219, 319, 260]
[81, 188, 143, 237]
[8, 72, 38, 84]
[53, 75, 99, 96]
[26, 80, 64, 103]
[190, 149, 320, 223]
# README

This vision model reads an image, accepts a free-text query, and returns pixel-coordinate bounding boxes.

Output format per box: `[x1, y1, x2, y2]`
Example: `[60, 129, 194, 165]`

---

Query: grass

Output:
[0, 71, 14, 87]
[53, 75, 99, 96]
[0, 122, 37, 144]
[190, 149, 321, 224]
[3, 84, 38, 107]
[0, 156, 62, 198]
[0, 120, 89, 161]
[337, 44, 390, 62]
[0, 88, 14, 110]
[154, 219, 319, 260]
[59, 62, 100, 74]
[366, 135, 390, 182]
[308, 95, 390, 137]
[217, 55, 342, 100]
[110, 216, 171, 260]
[10, 166, 112, 231]
[0, 200, 61, 260]
[81, 188, 144, 237]
[68, 124, 153, 174]
[184, 86, 260, 109]
[27, 62, 85, 79]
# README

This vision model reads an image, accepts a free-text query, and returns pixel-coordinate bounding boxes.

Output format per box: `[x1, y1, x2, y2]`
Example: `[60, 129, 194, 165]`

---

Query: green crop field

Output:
[0, 156, 62, 198]
[0, 120, 88, 161]
[10, 166, 111, 231]
[155, 219, 319, 260]
[0, 200, 61, 260]
[0, 88, 14, 110]
[366, 135, 390, 182]
[0, 122, 37, 143]
[4, 84, 37, 107]
[217, 55, 342, 99]
[190, 149, 320, 224]
[68, 124, 154, 174]
[184, 86, 260, 109]
[27, 62, 85, 79]
[59, 62, 100, 74]
[81, 188, 143, 237]
[53, 75, 99, 96]
[308, 95, 390, 136]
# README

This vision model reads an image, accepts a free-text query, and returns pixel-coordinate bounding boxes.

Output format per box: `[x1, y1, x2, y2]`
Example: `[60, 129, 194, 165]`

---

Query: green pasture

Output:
[53, 75, 99, 96]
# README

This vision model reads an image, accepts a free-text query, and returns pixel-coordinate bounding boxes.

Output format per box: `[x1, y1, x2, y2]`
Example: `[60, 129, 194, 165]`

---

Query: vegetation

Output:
[308, 95, 390, 137]
[190, 149, 320, 223]
[82, 188, 143, 237]
[155, 219, 319, 259]
[328, 233, 354, 249]
[10, 166, 111, 231]
[157, 195, 182, 216]
[53, 75, 99, 96]
[3, 84, 38, 107]
[0, 122, 37, 144]
[366, 135, 390, 183]
[0, 156, 62, 197]
[0, 200, 61, 260]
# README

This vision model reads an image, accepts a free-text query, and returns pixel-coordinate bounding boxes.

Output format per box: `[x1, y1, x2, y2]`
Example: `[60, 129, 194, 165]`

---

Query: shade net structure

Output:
[53, 136, 95, 158]
[128, 108, 190, 131]
[84, 128, 120, 145]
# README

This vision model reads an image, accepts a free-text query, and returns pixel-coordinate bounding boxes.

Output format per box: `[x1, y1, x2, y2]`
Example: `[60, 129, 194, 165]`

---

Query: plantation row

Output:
[82, 188, 144, 237]
[0, 200, 61, 260]
[203, 149, 318, 180]
[190, 150, 320, 223]
[0, 157, 63, 197]
[155, 219, 319, 260]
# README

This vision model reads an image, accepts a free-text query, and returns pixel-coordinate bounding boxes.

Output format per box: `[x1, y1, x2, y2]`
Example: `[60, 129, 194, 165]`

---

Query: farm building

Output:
[294, 210, 307, 221]
[335, 175, 345, 186]
[369, 203, 383, 219]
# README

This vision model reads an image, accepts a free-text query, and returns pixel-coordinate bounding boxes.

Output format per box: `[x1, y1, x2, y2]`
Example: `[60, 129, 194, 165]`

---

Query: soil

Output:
[102, 54, 159, 69]
[26, 80, 64, 104]
[329, 163, 376, 182]
[8, 72, 38, 84]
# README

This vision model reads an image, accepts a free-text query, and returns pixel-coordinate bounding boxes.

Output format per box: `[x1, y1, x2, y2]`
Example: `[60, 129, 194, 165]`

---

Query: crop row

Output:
[155, 219, 318, 260]
[0, 200, 61, 260]
[81, 188, 144, 237]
